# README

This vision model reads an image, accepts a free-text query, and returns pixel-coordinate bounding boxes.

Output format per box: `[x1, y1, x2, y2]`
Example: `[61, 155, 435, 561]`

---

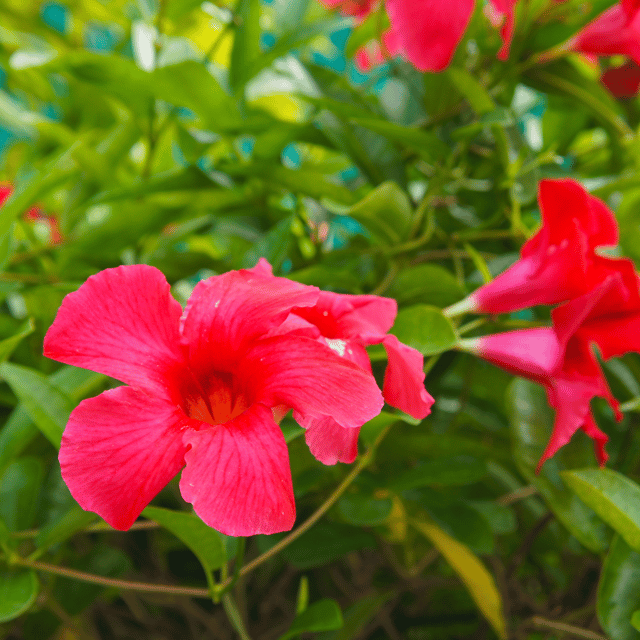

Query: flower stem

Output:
[218, 426, 392, 592]
[222, 592, 253, 640]
[11, 556, 210, 599]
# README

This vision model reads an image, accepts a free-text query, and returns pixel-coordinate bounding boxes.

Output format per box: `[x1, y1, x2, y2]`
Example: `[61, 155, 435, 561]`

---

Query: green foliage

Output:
[0, 0, 639, 637]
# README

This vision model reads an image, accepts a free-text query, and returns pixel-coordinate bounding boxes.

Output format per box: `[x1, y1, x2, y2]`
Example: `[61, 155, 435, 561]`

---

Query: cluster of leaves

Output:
[1, 0, 640, 639]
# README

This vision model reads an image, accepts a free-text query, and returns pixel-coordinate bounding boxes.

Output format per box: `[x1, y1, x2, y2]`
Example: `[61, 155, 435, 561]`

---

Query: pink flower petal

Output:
[382, 335, 434, 419]
[572, 3, 640, 64]
[179, 404, 295, 536]
[245, 335, 383, 429]
[475, 328, 562, 380]
[304, 416, 361, 465]
[44, 265, 185, 394]
[181, 270, 318, 372]
[59, 386, 188, 530]
[385, 0, 475, 71]
[537, 376, 609, 471]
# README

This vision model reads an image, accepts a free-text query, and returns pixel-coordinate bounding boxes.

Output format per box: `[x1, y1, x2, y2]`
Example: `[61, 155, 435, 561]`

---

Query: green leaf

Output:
[446, 68, 494, 115]
[278, 599, 343, 640]
[142, 506, 226, 574]
[632, 610, 640, 633]
[506, 379, 610, 552]
[390, 305, 458, 356]
[343, 181, 412, 244]
[0, 362, 75, 448]
[317, 593, 391, 640]
[337, 492, 393, 526]
[0, 569, 39, 623]
[392, 456, 487, 491]
[0, 408, 38, 477]
[229, 0, 262, 90]
[348, 118, 449, 163]
[0, 319, 34, 362]
[277, 522, 376, 569]
[525, 59, 630, 139]
[561, 468, 640, 553]
[386, 264, 464, 308]
[0, 458, 44, 531]
[34, 506, 97, 555]
[413, 520, 507, 639]
[597, 535, 640, 640]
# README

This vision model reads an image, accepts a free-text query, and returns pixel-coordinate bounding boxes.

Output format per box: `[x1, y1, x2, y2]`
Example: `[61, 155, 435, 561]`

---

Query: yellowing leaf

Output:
[249, 94, 308, 123]
[180, 11, 232, 67]
[413, 520, 507, 639]
[386, 495, 407, 542]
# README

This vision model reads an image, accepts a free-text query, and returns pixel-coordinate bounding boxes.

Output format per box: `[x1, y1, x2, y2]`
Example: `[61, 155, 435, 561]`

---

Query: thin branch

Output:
[12, 556, 210, 599]
[218, 426, 392, 592]
[531, 616, 608, 640]
[497, 485, 538, 506]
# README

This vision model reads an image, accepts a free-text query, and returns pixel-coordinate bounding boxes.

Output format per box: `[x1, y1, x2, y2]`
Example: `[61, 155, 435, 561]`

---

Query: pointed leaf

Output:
[0, 362, 74, 448]
[413, 520, 507, 639]
[142, 506, 226, 575]
[597, 535, 640, 640]
[278, 599, 343, 640]
[391, 305, 457, 356]
[0, 569, 39, 623]
[562, 468, 640, 553]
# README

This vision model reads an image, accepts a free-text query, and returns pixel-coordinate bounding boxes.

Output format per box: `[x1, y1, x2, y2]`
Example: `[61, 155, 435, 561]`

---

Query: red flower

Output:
[319, 0, 377, 17]
[601, 60, 640, 98]
[445, 179, 620, 316]
[465, 267, 640, 469]
[569, 0, 640, 64]
[251, 260, 434, 464]
[1, 183, 63, 245]
[44, 265, 384, 535]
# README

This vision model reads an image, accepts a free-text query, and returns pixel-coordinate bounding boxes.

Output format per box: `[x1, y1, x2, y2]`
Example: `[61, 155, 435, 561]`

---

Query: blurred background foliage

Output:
[1, 0, 640, 639]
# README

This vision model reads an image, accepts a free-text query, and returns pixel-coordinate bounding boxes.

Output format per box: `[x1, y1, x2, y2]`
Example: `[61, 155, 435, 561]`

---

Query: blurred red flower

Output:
[569, 0, 640, 64]
[601, 60, 640, 98]
[44, 265, 384, 535]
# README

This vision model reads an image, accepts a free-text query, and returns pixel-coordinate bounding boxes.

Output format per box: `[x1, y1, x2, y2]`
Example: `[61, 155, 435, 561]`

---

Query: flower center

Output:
[184, 373, 249, 425]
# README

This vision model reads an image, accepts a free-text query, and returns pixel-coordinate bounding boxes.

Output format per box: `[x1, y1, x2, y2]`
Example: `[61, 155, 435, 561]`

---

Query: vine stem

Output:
[11, 556, 210, 598]
[217, 425, 392, 593]
[8, 427, 392, 601]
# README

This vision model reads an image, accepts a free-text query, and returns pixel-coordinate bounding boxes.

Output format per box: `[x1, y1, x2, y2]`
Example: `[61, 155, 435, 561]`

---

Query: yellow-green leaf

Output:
[413, 520, 507, 639]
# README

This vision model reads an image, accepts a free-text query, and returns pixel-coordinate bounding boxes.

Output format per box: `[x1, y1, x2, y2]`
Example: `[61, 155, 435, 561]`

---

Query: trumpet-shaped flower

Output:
[465, 268, 640, 469]
[569, 0, 640, 64]
[445, 179, 620, 316]
[44, 265, 384, 536]
[251, 260, 434, 464]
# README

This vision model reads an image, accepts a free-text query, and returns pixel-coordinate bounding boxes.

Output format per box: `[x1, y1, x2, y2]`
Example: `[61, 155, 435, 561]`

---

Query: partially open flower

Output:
[445, 179, 621, 316]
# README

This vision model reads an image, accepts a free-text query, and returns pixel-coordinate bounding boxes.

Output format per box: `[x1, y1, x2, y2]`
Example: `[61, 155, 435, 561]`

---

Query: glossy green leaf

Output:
[0, 457, 44, 531]
[0, 362, 74, 448]
[142, 506, 226, 574]
[387, 264, 464, 308]
[337, 492, 393, 526]
[34, 506, 97, 555]
[343, 181, 412, 244]
[229, 0, 262, 90]
[393, 456, 487, 491]
[278, 522, 376, 569]
[317, 593, 391, 640]
[632, 610, 640, 632]
[0, 570, 39, 623]
[413, 520, 507, 639]
[390, 304, 457, 356]
[278, 599, 343, 640]
[597, 535, 640, 640]
[506, 379, 610, 552]
[562, 468, 640, 552]
[0, 319, 34, 362]
[348, 117, 449, 162]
